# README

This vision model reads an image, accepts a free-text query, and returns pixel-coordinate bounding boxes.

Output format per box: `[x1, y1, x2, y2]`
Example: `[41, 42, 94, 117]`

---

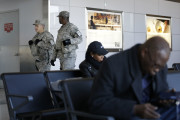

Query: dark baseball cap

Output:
[88, 41, 108, 55]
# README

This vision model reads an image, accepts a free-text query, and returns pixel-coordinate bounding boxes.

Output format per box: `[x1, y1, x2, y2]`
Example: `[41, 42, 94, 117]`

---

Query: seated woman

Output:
[79, 41, 108, 77]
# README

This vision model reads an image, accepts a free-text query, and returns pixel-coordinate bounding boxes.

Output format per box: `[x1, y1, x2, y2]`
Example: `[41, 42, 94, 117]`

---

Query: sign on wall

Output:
[87, 9, 122, 51]
[4, 23, 13, 33]
[146, 15, 171, 48]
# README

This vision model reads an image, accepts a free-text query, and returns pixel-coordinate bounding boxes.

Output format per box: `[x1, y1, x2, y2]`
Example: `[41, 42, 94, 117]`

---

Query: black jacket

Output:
[79, 60, 98, 77]
[88, 44, 168, 120]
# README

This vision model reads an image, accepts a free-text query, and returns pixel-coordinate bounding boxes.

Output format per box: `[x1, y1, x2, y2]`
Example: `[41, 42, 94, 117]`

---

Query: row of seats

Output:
[1, 70, 114, 120]
[167, 71, 180, 91]
[172, 63, 180, 71]
[1, 70, 180, 120]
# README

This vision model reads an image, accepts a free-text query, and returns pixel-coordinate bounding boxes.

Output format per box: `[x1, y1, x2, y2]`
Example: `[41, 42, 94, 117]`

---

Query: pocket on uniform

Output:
[31, 45, 39, 56]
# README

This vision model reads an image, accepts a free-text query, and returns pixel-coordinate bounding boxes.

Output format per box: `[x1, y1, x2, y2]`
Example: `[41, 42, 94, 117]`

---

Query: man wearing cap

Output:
[29, 19, 55, 72]
[79, 41, 108, 77]
[51, 11, 82, 70]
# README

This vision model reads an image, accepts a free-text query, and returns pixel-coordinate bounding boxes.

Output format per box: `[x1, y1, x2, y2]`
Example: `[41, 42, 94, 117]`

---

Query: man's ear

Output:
[141, 48, 148, 58]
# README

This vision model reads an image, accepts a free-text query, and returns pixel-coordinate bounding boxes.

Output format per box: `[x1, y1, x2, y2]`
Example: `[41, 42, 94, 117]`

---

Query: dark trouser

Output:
[157, 105, 176, 120]
[132, 105, 177, 120]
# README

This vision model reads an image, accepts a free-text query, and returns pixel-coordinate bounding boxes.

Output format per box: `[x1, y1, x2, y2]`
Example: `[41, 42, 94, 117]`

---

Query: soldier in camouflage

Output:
[51, 11, 82, 70]
[29, 20, 55, 72]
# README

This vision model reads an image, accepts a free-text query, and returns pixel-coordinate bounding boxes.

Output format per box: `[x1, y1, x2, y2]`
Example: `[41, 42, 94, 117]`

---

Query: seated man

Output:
[89, 36, 176, 120]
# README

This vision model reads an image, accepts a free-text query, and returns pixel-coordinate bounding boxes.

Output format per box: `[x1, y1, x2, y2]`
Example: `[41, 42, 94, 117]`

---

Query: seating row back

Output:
[1, 70, 82, 120]
[167, 71, 180, 91]
[1, 70, 180, 120]
[172, 63, 180, 71]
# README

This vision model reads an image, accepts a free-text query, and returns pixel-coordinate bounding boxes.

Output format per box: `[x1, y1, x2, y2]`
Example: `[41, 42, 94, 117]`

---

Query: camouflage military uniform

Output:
[52, 22, 82, 70]
[30, 31, 55, 72]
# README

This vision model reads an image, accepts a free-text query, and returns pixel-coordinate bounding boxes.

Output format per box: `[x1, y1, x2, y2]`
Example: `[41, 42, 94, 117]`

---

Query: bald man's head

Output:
[142, 36, 170, 56]
[140, 36, 170, 75]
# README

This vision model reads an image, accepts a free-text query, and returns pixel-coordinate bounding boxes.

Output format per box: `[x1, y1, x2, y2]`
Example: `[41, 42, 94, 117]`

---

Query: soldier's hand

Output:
[35, 39, 41, 45]
[133, 103, 160, 119]
[63, 39, 71, 46]
[28, 40, 33, 45]
[51, 60, 55, 66]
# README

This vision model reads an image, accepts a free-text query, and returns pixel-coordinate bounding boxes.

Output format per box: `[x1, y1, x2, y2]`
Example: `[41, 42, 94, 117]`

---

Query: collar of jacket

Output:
[128, 44, 167, 103]
[128, 44, 160, 103]
[128, 44, 145, 103]
[128, 44, 142, 81]
[62, 22, 70, 27]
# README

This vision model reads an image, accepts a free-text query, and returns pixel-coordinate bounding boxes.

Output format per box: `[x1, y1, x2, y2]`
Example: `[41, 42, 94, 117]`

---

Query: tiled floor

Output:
[0, 89, 6, 104]
[0, 80, 3, 89]
[0, 89, 9, 120]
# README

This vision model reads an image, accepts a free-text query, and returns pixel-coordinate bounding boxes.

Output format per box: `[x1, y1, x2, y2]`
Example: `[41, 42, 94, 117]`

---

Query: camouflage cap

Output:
[57, 11, 69, 18]
[33, 19, 45, 26]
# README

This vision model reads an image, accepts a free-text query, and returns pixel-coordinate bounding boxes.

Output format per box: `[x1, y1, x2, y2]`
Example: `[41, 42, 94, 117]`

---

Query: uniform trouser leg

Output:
[35, 61, 51, 72]
[60, 57, 76, 70]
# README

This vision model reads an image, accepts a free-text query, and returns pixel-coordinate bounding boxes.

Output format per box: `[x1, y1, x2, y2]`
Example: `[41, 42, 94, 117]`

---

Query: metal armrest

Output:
[69, 110, 115, 120]
[50, 90, 64, 107]
[7, 94, 33, 110]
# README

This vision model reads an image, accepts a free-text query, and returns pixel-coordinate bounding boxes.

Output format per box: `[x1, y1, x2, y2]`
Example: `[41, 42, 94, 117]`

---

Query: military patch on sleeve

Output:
[76, 30, 81, 37]
[50, 40, 55, 45]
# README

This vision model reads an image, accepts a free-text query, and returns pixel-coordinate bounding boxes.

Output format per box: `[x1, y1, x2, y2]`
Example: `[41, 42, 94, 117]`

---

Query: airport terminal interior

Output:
[0, 0, 180, 119]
